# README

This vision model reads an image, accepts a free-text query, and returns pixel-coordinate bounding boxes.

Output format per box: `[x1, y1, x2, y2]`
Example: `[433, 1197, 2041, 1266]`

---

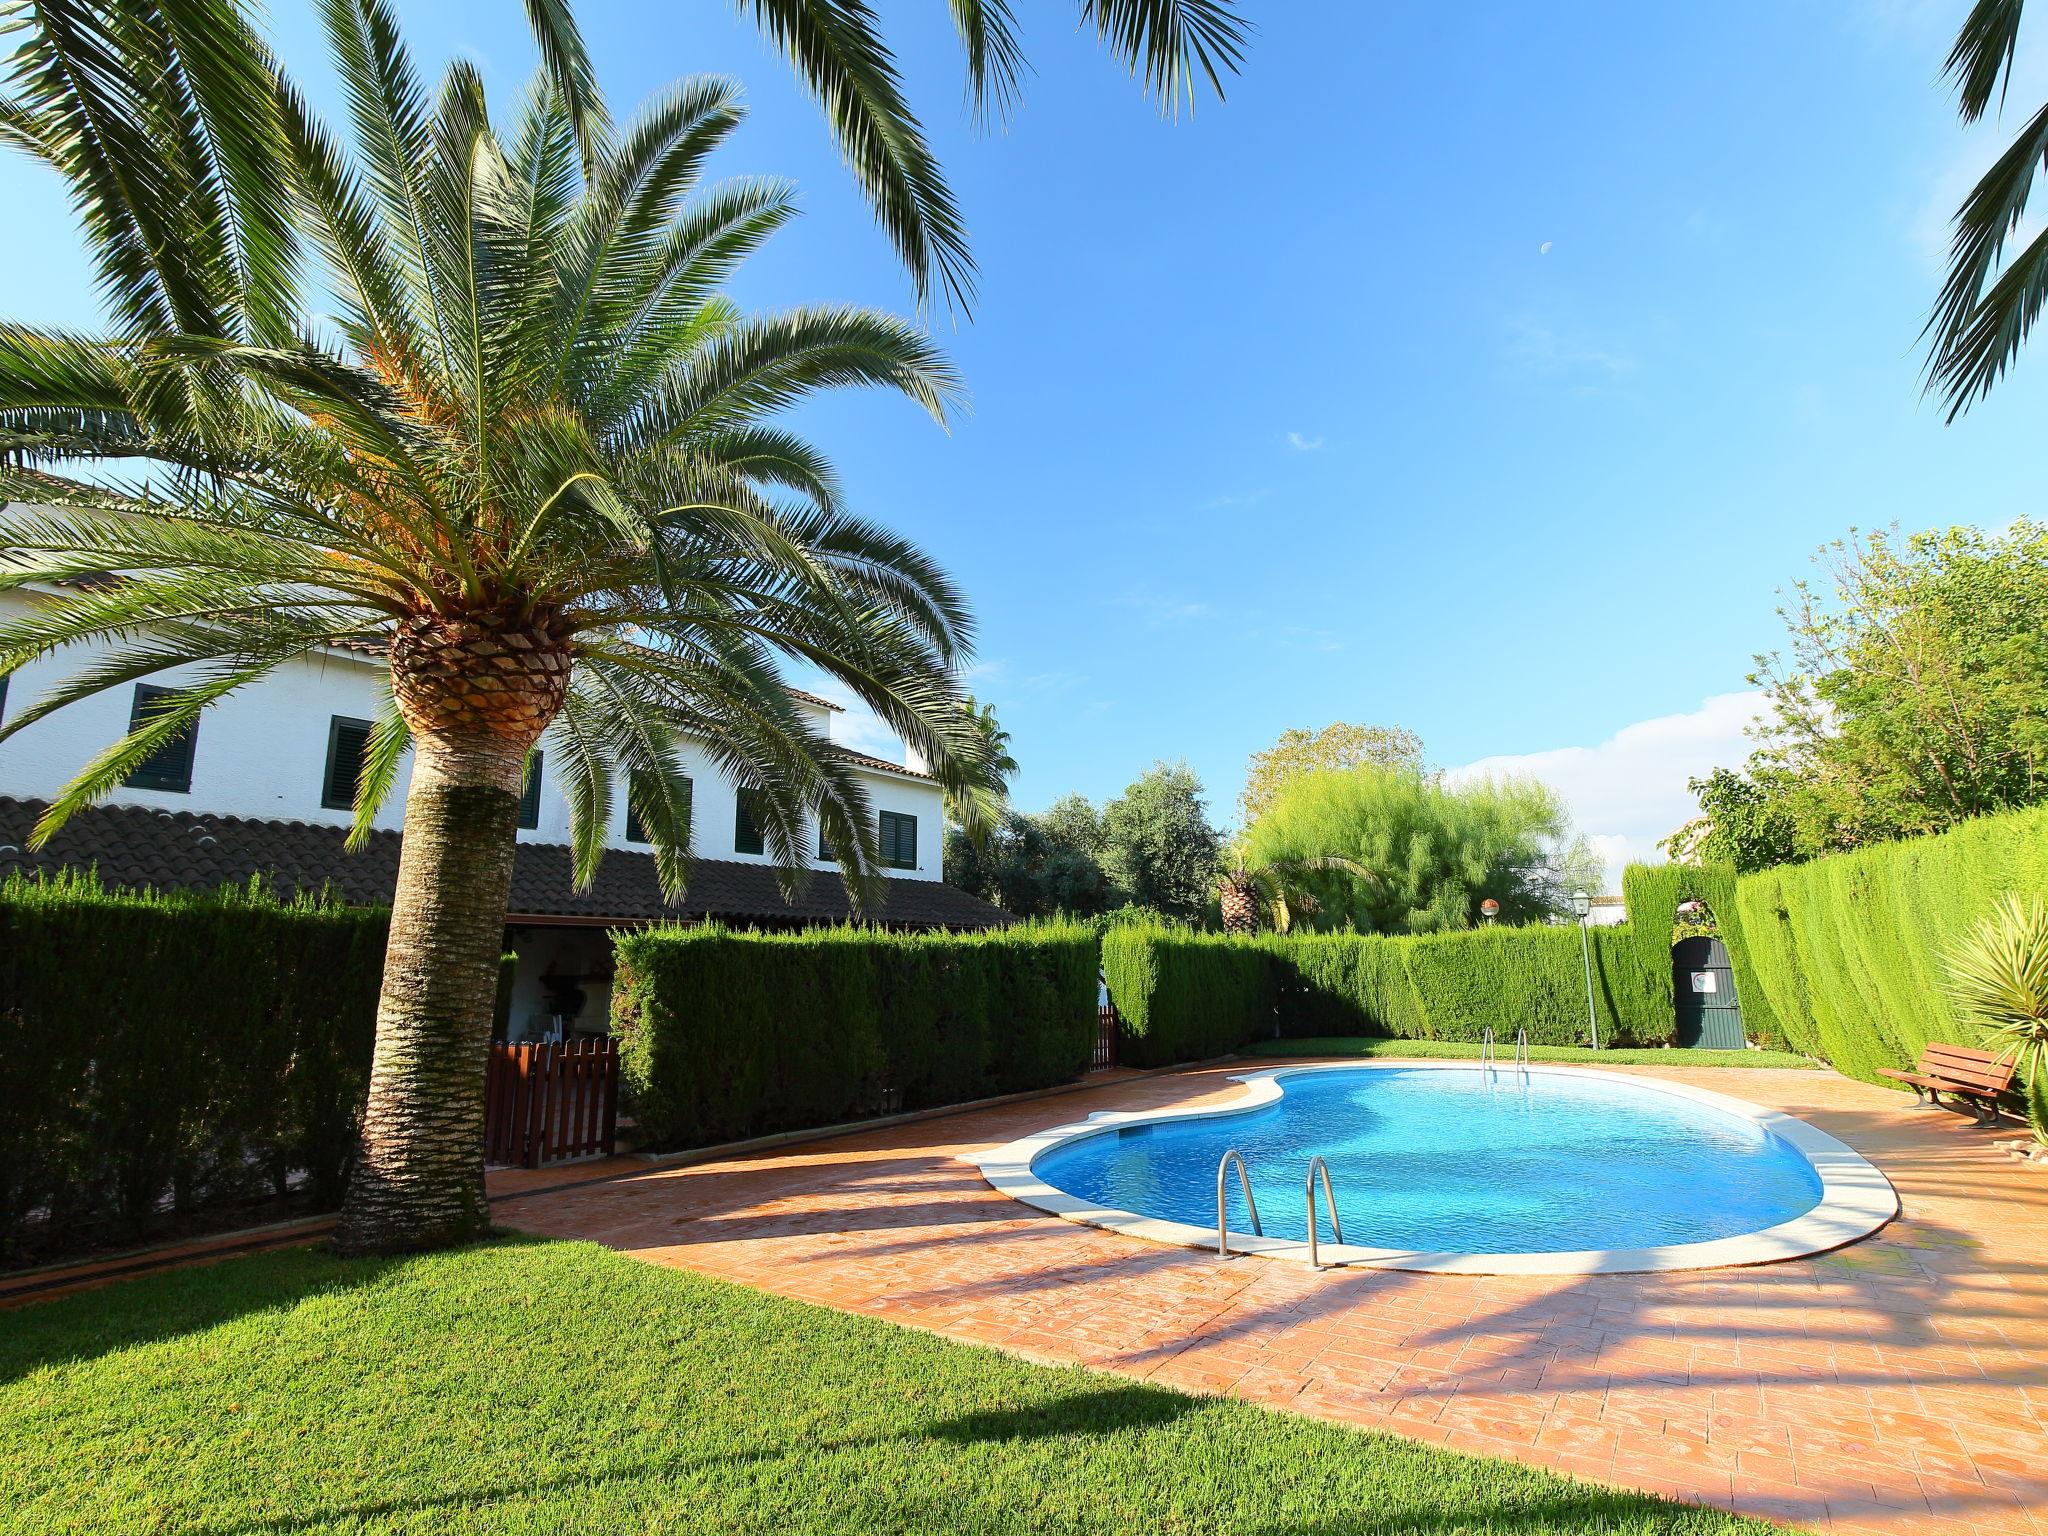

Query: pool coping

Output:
[968, 1061, 1900, 1275]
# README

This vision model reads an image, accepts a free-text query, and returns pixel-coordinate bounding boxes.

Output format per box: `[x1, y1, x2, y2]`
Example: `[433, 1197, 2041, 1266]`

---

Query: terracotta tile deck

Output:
[498, 1060, 2048, 1534]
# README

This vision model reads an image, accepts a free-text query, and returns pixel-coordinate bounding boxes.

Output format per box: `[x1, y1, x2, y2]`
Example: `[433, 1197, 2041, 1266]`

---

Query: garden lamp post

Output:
[1572, 890, 1600, 1050]
[1480, 898, 1500, 925]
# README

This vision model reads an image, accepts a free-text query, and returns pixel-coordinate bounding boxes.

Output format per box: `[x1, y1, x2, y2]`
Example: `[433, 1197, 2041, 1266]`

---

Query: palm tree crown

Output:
[0, 0, 989, 902]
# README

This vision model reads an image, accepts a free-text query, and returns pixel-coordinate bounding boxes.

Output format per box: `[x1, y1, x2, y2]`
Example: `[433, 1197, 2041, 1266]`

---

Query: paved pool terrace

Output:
[498, 1060, 2048, 1535]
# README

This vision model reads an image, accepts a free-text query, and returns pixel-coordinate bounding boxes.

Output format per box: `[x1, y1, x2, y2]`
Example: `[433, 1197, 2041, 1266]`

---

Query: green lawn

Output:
[1254, 1038, 1820, 1069]
[0, 1238, 1784, 1535]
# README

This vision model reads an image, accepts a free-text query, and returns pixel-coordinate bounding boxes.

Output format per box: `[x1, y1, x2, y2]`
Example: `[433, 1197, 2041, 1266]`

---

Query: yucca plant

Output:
[1941, 894, 2048, 1144]
[0, 0, 1003, 1255]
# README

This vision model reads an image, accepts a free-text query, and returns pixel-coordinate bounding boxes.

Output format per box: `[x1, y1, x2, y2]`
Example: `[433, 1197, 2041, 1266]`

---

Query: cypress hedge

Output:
[1103, 921, 1673, 1067]
[612, 922, 1098, 1148]
[0, 872, 388, 1259]
[1733, 803, 2048, 1087]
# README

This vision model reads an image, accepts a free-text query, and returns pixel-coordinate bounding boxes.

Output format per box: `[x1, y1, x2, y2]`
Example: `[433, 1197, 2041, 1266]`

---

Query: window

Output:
[517, 751, 543, 830]
[879, 810, 917, 870]
[0, 670, 8, 725]
[322, 716, 373, 810]
[625, 770, 689, 845]
[734, 789, 766, 856]
[123, 684, 198, 793]
[816, 821, 834, 861]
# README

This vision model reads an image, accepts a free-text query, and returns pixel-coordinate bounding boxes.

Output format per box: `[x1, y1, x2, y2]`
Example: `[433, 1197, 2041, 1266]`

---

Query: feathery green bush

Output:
[613, 923, 1097, 1146]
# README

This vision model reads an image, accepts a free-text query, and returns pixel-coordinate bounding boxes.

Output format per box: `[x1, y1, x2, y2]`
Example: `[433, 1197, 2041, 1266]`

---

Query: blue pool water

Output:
[1034, 1068, 1825, 1254]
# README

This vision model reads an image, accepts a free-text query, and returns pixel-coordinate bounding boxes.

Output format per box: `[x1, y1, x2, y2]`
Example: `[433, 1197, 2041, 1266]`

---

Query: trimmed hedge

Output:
[1733, 803, 2048, 1088]
[612, 923, 1098, 1147]
[1103, 921, 1673, 1067]
[0, 872, 388, 1259]
[1620, 863, 1786, 1049]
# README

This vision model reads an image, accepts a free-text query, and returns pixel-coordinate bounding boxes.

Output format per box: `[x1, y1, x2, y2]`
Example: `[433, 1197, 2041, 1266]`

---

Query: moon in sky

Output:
[1539, 241, 1553, 254]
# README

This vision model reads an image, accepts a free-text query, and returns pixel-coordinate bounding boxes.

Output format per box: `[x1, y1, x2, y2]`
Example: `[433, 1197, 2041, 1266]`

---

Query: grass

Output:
[0, 1238, 1785, 1535]
[1253, 1038, 1821, 1069]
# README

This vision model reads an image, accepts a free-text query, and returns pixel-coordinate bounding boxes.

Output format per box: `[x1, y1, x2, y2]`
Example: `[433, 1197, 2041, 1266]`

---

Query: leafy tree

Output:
[1925, 1, 2048, 414]
[1241, 767, 1580, 934]
[1214, 842, 1378, 936]
[1098, 761, 1222, 922]
[1038, 792, 1107, 858]
[0, 1, 993, 1254]
[1238, 721, 1424, 824]
[1672, 521, 2048, 870]
[1659, 768, 1801, 874]
[944, 809, 1114, 919]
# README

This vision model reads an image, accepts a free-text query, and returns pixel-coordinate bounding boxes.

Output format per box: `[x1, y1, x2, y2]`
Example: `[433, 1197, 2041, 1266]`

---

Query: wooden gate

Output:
[485, 1039, 620, 1168]
[1093, 1004, 1119, 1070]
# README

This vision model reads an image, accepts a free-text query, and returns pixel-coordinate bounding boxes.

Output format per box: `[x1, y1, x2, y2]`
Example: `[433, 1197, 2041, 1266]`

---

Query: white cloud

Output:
[1115, 589, 1214, 626]
[1502, 316, 1637, 380]
[1442, 691, 1771, 892]
[1285, 431, 1325, 451]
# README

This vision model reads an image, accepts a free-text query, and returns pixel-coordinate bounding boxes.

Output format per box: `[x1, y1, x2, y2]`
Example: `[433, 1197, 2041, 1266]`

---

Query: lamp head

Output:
[1571, 889, 1591, 919]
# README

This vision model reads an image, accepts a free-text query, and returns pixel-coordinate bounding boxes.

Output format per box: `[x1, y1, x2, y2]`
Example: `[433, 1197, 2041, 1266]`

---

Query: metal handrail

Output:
[1305, 1155, 1345, 1269]
[1515, 1026, 1529, 1074]
[1480, 1026, 1495, 1070]
[1216, 1148, 1262, 1257]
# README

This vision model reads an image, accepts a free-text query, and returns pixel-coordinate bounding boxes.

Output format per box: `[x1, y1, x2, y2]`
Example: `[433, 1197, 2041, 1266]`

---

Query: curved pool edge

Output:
[968, 1061, 1900, 1275]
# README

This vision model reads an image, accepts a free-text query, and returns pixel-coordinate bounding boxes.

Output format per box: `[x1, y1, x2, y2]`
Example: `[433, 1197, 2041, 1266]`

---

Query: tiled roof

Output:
[829, 746, 932, 781]
[0, 797, 1010, 930]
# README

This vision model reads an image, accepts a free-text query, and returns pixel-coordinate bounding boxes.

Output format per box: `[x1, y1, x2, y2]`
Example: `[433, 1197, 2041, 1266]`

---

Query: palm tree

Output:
[1215, 843, 1379, 936]
[621, 0, 1253, 312]
[945, 694, 1018, 834]
[0, 0, 995, 1255]
[1926, 1, 2048, 415]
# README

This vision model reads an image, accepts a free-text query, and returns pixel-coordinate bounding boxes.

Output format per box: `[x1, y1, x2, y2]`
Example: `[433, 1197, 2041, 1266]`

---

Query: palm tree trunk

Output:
[334, 731, 525, 1255]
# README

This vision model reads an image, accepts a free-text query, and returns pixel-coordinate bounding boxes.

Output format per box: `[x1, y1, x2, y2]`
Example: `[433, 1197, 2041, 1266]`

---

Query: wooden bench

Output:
[1878, 1043, 2015, 1125]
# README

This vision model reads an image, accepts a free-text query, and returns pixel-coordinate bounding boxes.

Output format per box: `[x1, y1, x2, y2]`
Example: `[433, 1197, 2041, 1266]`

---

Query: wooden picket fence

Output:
[485, 1038, 620, 1168]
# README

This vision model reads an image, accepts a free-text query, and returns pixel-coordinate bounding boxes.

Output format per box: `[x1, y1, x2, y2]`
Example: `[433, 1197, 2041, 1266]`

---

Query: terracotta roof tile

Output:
[0, 797, 1009, 930]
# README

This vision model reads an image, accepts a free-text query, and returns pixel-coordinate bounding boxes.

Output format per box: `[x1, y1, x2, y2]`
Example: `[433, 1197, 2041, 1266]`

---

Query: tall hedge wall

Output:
[1620, 862, 1786, 1048]
[1103, 921, 1673, 1067]
[0, 873, 389, 1259]
[613, 922, 1098, 1147]
[1733, 804, 2048, 1087]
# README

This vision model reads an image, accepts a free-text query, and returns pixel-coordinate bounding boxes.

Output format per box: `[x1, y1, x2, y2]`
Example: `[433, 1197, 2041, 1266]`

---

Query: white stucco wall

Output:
[0, 586, 945, 879]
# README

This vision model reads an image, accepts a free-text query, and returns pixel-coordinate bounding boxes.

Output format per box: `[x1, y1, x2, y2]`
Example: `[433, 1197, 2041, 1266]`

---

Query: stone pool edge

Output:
[968, 1061, 1900, 1276]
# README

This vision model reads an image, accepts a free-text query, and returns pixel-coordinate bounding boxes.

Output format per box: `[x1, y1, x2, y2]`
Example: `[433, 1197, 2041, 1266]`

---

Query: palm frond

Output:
[1078, 0, 1248, 112]
[1946, 0, 2029, 124]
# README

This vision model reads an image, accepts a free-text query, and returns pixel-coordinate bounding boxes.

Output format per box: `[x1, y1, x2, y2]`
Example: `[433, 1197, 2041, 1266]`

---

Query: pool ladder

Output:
[1217, 1149, 1349, 1270]
[1305, 1156, 1344, 1270]
[1480, 1027, 1529, 1076]
[1215, 1149, 1262, 1257]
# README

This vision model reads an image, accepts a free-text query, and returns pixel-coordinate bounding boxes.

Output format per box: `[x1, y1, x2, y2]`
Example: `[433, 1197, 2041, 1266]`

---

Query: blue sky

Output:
[3, 2, 2041, 879]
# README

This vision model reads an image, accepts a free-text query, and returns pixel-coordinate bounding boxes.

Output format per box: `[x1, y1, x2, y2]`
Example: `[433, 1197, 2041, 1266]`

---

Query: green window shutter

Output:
[626, 770, 689, 845]
[123, 684, 199, 793]
[322, 716, 373, 810]
[879, 810, 917, 870]
[517, 751, 543, 830]
[0, 671, 9, 725]
[817, 820, 834, 861]
[734, 789, 766, 856]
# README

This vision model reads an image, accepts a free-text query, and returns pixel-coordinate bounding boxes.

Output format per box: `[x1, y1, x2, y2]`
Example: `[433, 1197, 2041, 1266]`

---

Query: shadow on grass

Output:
[0, 1235, 533, 1387]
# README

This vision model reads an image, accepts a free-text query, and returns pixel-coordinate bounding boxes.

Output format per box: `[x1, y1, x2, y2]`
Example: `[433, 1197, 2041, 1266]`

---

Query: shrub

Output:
[0, 872, 389, 1259]
[1734, 802, 2048, 1088]
[613, 922, 1097, 1147]
[1103, 921, 1673, 1066]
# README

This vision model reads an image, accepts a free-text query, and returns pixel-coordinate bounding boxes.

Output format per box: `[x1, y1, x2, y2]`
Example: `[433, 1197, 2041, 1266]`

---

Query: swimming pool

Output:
[974, 1063, 1897, 1274]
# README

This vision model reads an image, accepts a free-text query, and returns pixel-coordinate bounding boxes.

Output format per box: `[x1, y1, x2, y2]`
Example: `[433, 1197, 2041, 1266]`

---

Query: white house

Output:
[0, 578, 1007, 1039]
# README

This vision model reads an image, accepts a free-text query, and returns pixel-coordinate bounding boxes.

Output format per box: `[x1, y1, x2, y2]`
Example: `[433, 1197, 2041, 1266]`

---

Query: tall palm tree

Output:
[604, 0, 1254, 313]
[1927, 1, 2048, 415]
[945, 693, 1018, 833]
[0, 0, 994, 1254]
